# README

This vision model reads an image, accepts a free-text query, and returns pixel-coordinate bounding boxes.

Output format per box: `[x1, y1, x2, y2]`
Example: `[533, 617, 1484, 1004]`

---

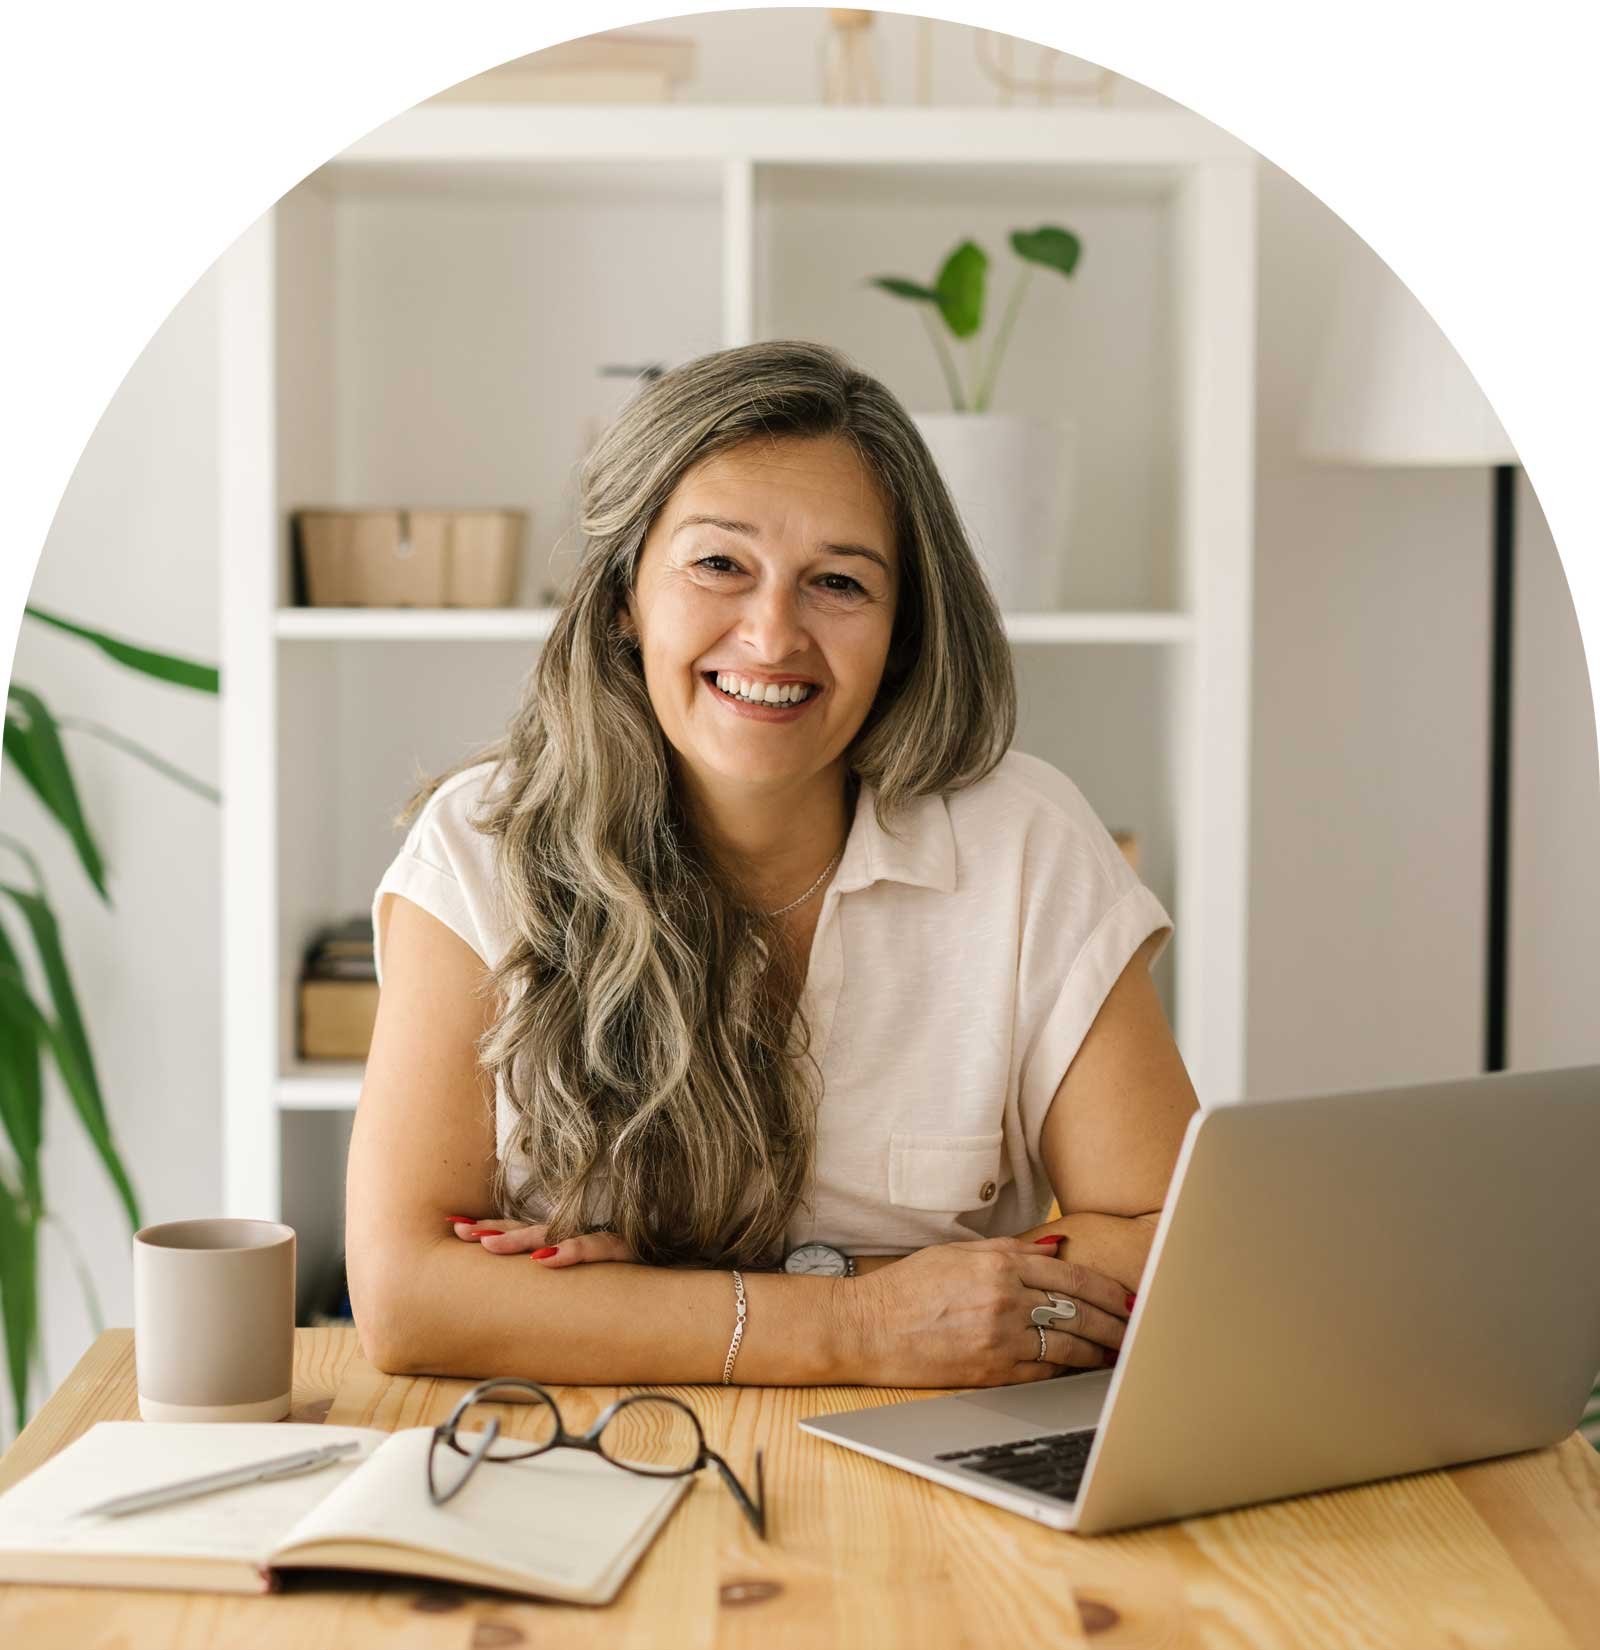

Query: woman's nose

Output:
[736, 583, 808, 661]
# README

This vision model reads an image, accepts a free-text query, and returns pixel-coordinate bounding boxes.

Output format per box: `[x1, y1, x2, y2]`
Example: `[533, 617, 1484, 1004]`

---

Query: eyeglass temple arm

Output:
[706, 1447, 766, 1538]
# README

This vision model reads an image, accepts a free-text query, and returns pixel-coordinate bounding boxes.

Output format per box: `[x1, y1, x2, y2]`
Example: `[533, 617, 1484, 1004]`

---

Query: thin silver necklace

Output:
[764, 846, 844, 918]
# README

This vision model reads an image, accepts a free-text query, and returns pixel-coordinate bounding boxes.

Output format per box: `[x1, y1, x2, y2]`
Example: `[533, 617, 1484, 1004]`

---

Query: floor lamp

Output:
[1297, 249, 1519, 1074]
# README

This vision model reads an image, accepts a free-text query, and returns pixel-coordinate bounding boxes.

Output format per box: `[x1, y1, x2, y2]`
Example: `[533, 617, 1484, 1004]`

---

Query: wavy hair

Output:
[398, 339, 1015, 1266]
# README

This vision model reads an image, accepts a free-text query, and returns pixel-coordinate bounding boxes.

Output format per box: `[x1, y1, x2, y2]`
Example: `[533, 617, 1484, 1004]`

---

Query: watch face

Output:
[784, 1242, 849, 1277]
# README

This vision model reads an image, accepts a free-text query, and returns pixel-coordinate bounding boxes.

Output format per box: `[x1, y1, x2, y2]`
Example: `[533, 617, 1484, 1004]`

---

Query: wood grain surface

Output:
[2, 1329, 1598, 1650]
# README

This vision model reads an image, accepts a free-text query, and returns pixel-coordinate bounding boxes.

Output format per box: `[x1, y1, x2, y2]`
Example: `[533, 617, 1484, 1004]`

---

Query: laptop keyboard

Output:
[933, 1429, 1097, 1504]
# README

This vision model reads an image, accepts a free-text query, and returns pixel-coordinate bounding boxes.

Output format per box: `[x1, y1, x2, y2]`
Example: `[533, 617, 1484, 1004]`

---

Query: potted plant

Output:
[0, 604, 219, 1436]
[867, 226, 1083, 611]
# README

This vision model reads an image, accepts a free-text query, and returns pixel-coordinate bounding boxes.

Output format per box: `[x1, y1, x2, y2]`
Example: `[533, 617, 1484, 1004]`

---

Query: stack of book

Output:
[298, 916, 378, 1061]
[428, 30, 697, 103]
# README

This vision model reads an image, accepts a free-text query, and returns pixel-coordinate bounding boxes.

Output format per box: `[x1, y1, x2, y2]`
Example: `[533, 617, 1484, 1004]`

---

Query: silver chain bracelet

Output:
[721, 1268, 748, 1385]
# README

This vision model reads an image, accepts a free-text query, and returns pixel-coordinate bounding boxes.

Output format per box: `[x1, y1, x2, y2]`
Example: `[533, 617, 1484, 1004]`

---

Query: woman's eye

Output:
[694, 555, 741, 575]
[818, 574, 866, 597]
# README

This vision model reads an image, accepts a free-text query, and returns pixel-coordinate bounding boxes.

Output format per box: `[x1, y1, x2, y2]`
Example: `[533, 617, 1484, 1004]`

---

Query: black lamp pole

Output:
[1485, 464, 1517, 1074]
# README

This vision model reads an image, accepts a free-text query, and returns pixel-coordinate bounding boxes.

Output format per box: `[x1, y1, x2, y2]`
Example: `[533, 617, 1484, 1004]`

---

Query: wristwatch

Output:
[782, 1240, 855, 1277]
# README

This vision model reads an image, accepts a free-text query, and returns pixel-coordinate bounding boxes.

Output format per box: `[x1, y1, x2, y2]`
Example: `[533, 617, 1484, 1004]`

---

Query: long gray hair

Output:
[399, 339, 1015, 1266]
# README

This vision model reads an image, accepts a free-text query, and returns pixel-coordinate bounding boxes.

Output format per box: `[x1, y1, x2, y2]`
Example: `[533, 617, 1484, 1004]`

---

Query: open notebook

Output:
[0, 1421, 690, 1603]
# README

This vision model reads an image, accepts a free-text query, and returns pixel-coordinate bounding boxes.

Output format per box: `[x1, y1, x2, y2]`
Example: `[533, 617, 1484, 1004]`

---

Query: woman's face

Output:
[621, 434, 899, 796]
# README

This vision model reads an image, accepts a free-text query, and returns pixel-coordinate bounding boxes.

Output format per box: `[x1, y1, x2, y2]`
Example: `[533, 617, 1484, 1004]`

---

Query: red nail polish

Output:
[445, 1215, 480, 1224]
[530, 1246, 559, 1260]
[1125, 1293, 1137, 1310]
[1034, 1235, 1063, 1245]
[467, 1227, 500, 1238]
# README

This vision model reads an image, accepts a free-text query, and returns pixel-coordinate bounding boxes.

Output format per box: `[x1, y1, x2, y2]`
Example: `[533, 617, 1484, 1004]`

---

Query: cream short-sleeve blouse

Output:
[372, 749, 1174, 1256]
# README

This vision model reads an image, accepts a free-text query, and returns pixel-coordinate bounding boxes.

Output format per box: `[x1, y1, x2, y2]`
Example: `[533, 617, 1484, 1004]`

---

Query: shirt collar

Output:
[833, 772, 957, 895]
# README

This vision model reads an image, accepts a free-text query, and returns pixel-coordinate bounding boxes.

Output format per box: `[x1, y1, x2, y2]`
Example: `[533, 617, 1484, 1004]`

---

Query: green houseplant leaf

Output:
[1010, 224, 1082, 278]
[0, 1174, 38, 1437]
[0, 921, 44, 1211]
[23, 605, 220, 695]
[4, 687, 111, 905]
[933, 240, 987, 339]
[0, 886, 140, 1233]
[867, 276, 940, 304]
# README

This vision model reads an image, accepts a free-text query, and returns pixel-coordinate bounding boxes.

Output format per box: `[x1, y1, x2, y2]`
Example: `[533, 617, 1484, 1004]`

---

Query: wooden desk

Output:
[3, 1329, 1599, 1649]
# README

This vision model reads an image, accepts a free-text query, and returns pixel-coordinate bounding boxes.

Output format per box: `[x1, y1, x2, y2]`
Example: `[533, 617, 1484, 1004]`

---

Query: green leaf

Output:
[0, 1174, 39, 1435]
[0, 885, 103, 1125]
[866, 275, 942, 304]
[23, 605, 220, 695]
[0, 937, 140, 1234]
[3, 687, 111, 905]
[934, 240, 988, 340]
[1010, 225, 1082, 279]
[0, 922, 44, 1209]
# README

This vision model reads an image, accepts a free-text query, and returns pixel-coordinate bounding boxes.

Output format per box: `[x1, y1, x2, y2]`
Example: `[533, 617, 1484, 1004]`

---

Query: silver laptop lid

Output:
[1072, 1062, 1600, 1533]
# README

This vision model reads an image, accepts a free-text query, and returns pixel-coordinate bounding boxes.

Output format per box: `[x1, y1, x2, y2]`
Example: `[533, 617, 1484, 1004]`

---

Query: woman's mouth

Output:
[702, 671, 823, 720]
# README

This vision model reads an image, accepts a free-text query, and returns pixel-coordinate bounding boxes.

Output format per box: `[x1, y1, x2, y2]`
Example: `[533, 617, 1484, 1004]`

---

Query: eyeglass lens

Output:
[451, 1382, 561, 1458]
[596, 1396, 703, 1475]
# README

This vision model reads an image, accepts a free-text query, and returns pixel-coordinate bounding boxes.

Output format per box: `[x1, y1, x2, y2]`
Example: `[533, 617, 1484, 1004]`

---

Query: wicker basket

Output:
[293, 508, 525, 607]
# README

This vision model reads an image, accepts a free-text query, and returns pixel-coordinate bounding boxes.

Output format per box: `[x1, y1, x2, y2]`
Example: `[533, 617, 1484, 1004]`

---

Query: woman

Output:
[346, 339, 1199, 1389]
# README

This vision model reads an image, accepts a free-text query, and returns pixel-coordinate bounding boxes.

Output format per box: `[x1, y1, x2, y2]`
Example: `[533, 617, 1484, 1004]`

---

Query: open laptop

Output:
[799, 1062, 1600, 1534]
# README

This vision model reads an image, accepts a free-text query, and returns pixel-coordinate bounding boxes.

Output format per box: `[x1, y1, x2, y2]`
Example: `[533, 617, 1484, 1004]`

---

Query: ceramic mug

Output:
[133, 1218, 296, 1422]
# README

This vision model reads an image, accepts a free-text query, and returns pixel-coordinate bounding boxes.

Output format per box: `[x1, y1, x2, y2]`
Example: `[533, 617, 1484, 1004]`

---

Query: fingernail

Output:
[467, 1227, 500, 1238]
[530, 1246, 560, 1260]
[445, 1215, 480, 1225]
[1034, 1235, 1063, 1245]
[1125, 1293, 1137, 1310]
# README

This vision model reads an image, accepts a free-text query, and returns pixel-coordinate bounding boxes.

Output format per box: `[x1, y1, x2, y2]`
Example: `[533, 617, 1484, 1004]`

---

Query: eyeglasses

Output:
[425, 1377, 767, 1540]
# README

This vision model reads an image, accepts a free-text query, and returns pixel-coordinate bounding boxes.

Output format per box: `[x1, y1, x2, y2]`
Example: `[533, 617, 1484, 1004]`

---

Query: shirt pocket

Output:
[887, 1131, 1005, 1213]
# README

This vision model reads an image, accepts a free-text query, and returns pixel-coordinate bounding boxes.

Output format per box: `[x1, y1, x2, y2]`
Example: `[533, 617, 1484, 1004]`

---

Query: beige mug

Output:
[133, 1218, 296, 1422]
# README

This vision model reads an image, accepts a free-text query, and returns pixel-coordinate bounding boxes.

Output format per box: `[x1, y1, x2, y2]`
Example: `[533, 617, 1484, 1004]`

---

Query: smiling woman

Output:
[345, 339, 1196, 1392]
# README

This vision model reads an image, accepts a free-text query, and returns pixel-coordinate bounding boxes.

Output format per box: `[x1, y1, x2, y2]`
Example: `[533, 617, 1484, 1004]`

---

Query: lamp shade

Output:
[1297, 246, 1516, 468]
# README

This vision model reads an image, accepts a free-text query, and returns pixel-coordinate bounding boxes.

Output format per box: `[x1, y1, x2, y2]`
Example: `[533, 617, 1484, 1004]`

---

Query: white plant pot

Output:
[912, 412, 1076, 611]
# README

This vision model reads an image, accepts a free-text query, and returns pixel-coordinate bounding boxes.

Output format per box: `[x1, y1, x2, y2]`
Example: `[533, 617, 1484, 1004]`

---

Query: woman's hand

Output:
[444, 1216, 636, 1267]
[840, 1234, 1132, 1388]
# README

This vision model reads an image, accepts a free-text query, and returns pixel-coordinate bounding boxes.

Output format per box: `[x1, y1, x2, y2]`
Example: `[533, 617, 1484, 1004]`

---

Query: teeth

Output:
[713, 672, 815, 706]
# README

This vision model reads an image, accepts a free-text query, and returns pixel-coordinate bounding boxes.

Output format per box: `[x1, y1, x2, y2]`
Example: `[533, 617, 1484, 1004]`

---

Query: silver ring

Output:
[1034, 1324, 1049, 1361]
[1031, 1297, 1079, 1329]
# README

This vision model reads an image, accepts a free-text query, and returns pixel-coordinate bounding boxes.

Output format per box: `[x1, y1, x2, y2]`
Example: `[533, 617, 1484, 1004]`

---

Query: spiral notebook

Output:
[0, 1421, 688, 1603]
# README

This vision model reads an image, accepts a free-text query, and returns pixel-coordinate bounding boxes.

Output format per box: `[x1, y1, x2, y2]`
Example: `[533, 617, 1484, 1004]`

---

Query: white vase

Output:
[911, 412, 1076, 611]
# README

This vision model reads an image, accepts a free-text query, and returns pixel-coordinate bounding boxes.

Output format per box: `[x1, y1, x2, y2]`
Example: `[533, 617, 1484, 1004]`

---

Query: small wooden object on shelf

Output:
[298, 981, 378, 1061]
[429, 31, 696, 103]
[298, 916, 379, 1060]
[293, 509, 524, 608]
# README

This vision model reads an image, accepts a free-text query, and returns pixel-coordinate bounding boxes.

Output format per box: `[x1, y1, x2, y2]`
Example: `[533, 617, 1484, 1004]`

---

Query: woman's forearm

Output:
[851, 1212, 1158, 1295]
[357, 1236, 853, 1385]
[1019, 1211, 1159, 1295]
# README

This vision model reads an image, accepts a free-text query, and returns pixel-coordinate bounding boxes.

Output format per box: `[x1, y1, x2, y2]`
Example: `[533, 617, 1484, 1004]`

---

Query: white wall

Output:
[5, 8, 1597, 1432]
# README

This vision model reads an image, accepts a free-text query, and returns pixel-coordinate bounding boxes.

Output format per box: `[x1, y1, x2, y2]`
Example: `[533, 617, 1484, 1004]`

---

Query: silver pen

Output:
[74, 1440, 363, 1519]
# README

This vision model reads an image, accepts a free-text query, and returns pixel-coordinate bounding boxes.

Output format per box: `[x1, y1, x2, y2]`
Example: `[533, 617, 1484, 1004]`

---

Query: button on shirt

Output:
[372, 749, 1173, 1256]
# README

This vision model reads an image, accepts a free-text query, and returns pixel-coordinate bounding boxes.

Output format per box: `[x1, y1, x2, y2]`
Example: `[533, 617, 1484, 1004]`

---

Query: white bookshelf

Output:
[220, 105, 1256, 1316]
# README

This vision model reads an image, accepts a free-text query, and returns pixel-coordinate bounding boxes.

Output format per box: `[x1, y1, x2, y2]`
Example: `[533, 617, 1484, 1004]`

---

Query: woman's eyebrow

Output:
[671, 514, 890, 575]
